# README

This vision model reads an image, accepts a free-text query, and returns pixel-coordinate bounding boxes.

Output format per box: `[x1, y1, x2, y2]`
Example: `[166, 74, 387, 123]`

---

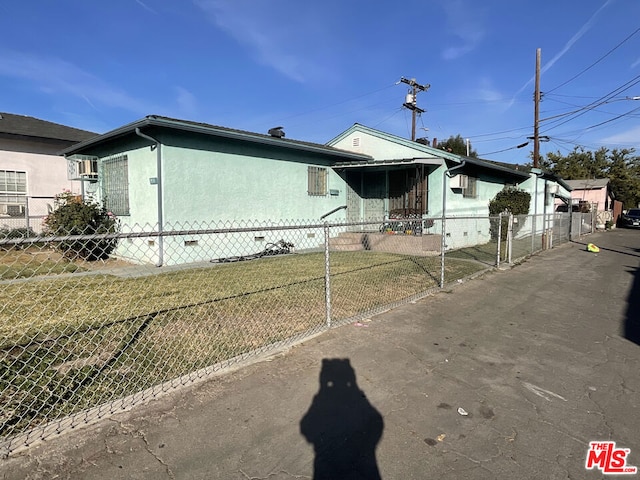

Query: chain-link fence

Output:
[0, 196, 55, 235]
[0, 212, 592, 455]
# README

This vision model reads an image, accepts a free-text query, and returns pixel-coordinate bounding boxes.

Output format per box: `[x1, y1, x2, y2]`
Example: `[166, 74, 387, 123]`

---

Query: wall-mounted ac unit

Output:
[450, 174, 469, 189]
[78, 159, 98, 177]
[1, 204, 26, 217]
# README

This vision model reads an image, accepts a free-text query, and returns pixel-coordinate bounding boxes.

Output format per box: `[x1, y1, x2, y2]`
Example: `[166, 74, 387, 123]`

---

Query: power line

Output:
[541, 73, 640, 133]
[478, 144, 522, 156]
[372, 107, 404, 129]
[545, 26, 640, 94]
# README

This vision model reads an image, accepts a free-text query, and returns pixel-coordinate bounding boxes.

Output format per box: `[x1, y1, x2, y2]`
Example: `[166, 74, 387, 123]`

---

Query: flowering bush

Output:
[43, 191, 120, 260]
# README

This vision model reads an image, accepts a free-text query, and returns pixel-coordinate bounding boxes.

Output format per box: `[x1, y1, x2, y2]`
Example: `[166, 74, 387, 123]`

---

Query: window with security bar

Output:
[463, 176, 477, 198]
[102, 155, 130, 215]
[308, 166, 327, 196]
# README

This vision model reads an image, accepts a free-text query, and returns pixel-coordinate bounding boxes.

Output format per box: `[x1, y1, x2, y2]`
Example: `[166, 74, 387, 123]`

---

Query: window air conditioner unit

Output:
[78, 159, 98, 177]
[4, 204, 26, 217]
[450, 174, 469, 189]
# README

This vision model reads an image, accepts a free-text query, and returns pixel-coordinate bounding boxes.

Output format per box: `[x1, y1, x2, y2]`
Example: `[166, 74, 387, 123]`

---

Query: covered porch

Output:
[334, 157, 442, 234]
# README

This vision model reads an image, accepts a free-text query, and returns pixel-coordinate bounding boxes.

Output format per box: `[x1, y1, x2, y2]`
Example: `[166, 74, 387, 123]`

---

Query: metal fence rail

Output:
[0, 212, 590, 455]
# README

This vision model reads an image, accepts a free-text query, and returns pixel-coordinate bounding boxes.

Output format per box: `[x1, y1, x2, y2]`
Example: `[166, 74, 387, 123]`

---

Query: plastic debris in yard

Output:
[586, 243, 600, 253]
[457, 407, 469, 416]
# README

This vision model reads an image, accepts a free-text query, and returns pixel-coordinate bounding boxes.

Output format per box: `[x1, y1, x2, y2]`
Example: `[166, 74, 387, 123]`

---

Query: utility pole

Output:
[400, 77, 430, 141]
[533, 48, 541, 168]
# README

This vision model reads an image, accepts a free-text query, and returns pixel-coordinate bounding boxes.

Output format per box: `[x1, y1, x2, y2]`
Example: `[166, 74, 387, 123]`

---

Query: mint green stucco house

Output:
[61, 116, 372, 265]
[61, 117, 570, 265]
[327, 124, 571, 249]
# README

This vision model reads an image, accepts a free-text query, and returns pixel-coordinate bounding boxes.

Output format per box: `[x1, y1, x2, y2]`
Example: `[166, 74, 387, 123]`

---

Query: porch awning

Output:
[333, 157, 443, 168]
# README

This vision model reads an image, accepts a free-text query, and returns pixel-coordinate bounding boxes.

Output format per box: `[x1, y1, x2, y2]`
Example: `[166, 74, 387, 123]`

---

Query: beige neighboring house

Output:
[0, 112, 97, 231]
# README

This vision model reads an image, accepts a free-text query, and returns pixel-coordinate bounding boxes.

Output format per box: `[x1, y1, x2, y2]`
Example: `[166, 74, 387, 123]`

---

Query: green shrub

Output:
[43, 191, 119, 260]
[489, 187, 531, 216]
[489, 187, 531, 241]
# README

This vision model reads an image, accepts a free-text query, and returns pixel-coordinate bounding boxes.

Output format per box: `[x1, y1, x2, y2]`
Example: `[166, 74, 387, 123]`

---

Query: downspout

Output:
[135, 128, 164, 267]
[440, 160, 466, 288]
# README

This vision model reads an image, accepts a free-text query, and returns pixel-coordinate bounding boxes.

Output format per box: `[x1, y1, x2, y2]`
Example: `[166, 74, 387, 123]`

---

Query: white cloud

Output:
[175, 87, 198, 116]
[193, 0, 336, 83]
[512, 0, 615, 101]
[440, 0, 485, 60]
[631, 57, 640, 69]
[475, 78, 506, 103]
[599, 125, 640, 145]
[134, 0, 158, 15]
[0, 50, 157, 114]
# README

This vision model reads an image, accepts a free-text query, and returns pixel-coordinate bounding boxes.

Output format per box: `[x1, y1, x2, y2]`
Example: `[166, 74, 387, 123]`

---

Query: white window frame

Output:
[0, 170, 27, 214]
[463, 176, 477, 199]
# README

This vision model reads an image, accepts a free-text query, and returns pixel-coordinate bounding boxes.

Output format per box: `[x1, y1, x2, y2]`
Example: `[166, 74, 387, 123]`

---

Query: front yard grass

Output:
[0, 250, 485, 438]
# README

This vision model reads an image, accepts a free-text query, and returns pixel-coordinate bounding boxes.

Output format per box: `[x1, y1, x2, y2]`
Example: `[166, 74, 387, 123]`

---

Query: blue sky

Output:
[1, 0, 639, 164]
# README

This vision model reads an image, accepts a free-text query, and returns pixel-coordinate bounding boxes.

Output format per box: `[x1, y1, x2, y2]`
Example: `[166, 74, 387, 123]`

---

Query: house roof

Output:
[60, 115, 372, 162]
[564, 178, 610, 190]
[328, 123, 530, 179]
[0, 112, 97, 142]
[328, 123, 461, 162]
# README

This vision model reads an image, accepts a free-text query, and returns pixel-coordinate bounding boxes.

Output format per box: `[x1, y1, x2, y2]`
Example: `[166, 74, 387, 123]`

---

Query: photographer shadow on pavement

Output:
[300, 358, 384, 480]
[625, 265, 640, 346]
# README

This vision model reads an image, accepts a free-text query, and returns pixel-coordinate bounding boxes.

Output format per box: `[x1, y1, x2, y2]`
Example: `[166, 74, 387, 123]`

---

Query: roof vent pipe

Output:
[268, 126, 285, 138]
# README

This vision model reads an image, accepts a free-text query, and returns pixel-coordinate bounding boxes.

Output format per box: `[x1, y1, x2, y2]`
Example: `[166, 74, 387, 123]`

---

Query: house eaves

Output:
[455, 156, 530, 180]
[334, 157, 443, 168]
[472, 157, 573, 186]
[60, 115, 372, 162]
[328, 124, 532, 183]
[564, 178, 609, 190]
[542, 172, 573, 192]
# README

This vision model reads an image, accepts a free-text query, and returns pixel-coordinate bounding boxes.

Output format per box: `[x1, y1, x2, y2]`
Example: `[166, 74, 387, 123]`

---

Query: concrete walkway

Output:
[2, 229, 640, 479]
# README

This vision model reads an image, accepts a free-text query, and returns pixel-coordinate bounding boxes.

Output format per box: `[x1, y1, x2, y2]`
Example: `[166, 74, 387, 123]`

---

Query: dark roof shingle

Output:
[0, 112, 97, 142]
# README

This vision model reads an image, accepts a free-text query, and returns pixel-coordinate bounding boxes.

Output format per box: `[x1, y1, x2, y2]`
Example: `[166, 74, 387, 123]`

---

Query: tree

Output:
[607, 149, 640, 208]
[541, 147, 607, 180]
[436, 135, 478, 157]
[541, 147, 640, 208]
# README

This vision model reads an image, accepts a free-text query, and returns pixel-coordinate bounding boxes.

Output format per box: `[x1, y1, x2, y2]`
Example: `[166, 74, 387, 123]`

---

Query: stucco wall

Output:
[571, 188, 607, 210]
[0, 149, 79, 197]
[331, 130, 438, 161]
[95, 131, 353, 265]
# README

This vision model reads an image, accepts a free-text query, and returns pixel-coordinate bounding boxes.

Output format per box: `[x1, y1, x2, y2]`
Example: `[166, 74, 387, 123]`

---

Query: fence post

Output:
[507, 214, 513, 264]
[24, 197, 31, 233]
[323, 222, 332, 328]
[578, 213, 582, 237]
[531, 213, 536, 255]
[496, 213, 502, 268]
[440, 216, 446, 288]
